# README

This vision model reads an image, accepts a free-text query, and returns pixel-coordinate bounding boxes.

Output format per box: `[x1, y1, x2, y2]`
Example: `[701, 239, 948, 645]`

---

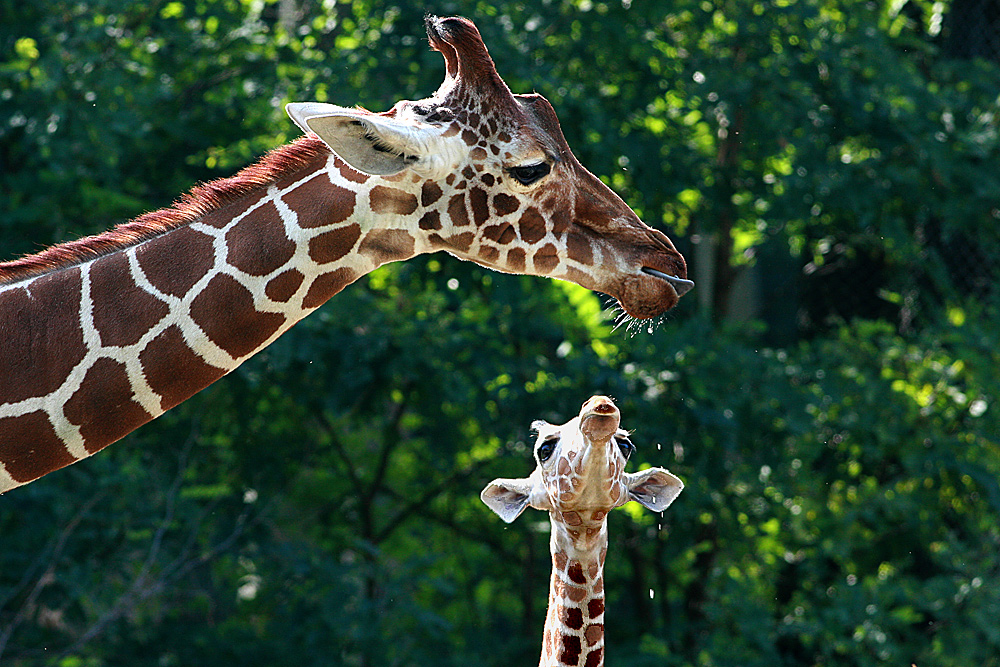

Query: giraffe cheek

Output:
[566, 233, 594, 267]
[610, 484, 623, 505]
[517, 207, 547, 244]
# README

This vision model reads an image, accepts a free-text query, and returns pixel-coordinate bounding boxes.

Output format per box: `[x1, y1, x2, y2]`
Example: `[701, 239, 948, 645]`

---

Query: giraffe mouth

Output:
[641, 267, 695, 298]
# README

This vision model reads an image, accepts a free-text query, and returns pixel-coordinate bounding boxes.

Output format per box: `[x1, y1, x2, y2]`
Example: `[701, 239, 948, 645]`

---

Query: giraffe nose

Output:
[592, 401, 616, 415]
[582, 395, 617, 415]
[580, 396, 620, 441]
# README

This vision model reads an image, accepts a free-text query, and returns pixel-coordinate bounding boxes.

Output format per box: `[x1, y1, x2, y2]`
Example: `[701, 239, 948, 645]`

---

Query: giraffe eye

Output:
[537, 437, 558, 462]
[616, 436, 635, 459]
[508, 162, 551, 186]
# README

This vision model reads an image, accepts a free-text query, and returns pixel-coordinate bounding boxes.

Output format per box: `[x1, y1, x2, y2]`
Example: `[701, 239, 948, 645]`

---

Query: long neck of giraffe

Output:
[540, 513, 609, 667]
[0, 139, 439, 492]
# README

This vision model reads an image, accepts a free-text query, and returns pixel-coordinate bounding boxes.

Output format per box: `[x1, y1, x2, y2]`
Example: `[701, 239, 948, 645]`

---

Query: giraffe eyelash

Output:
[350, 120, 419, 164]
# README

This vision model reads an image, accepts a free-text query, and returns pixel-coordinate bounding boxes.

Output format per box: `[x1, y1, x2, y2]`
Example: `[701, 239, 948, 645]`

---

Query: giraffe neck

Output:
[0, 142, 440, 492]
[540, 514, 609, 667]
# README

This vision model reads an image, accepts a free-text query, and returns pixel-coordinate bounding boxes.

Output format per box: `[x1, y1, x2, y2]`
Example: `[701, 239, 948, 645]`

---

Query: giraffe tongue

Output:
[641, 267, 695, 297]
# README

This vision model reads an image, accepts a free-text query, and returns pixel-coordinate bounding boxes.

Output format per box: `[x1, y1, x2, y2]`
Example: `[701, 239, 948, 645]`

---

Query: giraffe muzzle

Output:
[641, 267, 695, 298]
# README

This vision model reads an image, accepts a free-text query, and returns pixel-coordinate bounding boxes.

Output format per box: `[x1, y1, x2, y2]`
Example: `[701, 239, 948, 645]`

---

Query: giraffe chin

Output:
[616, 273, 682, 320]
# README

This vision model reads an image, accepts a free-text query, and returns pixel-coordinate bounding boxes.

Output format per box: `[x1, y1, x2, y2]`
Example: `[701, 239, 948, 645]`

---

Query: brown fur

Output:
[0, 135, 330, 286]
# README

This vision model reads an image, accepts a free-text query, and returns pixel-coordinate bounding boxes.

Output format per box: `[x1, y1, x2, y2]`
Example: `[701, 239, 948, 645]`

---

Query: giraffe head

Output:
[286, 16, 692, 319]
[481, 396, 683, 533]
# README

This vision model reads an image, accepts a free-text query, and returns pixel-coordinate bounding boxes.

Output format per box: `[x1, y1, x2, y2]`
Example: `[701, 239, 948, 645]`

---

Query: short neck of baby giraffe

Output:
[539, 514, 609, 667]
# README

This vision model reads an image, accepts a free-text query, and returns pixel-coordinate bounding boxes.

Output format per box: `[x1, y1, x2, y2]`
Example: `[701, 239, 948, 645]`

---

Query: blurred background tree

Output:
[1, 1, 998, 666]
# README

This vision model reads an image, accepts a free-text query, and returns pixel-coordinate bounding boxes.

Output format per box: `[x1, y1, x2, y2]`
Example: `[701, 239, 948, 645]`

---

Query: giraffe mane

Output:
[0, 134, 331, 286]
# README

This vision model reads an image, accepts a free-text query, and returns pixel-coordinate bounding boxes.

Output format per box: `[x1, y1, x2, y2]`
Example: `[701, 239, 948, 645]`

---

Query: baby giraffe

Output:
[481, 395, 683, 667]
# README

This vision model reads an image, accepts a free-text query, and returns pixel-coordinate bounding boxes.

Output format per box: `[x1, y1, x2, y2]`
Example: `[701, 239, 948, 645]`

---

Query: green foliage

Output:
[2, 1, 999, 666]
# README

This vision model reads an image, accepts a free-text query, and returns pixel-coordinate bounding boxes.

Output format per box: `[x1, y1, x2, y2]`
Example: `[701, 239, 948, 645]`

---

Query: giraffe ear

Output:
[285, 102, 456, 177]
[481, 477, 533, 523]
[625, 467, 684, 512]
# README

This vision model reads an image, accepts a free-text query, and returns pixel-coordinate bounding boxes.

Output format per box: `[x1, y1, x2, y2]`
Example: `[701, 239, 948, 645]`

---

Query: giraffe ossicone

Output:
[481, 396, 683, 667]
[0, 16, 690, 493]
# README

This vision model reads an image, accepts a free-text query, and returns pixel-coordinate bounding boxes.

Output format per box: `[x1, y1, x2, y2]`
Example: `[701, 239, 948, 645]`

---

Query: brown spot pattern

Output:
[282, 177, 356, 228]
[225, 203, 297, 276]
[585, 624, 604, 647]
[562, 607, 584, 630]
[302, 268, 356, 309]
[567, 562, 586, 583]
[137, 226, 215, 298]
[64, 357, 152, 453]
[190, 274, 286, 359]
[0, 269, 85, 405]
[478, 245, 499, 264]
[359, 229, 416, 263]
[551, 207, 572, 237]
[447, 194, 469, 227]
[421, 181, 443, 207]
[559, 635, 582, 665]
[461, 129, 477, 146]
[0, 411, 74, 484]
[265, 269, 305, 303]
[587, 598, 604, 619]
[483, 223, 516, 245]
[429, 232, 475, 253]
[518, 207, 547, 244]
[338, 161, 370, 183]
[369, 185, 418, 215]
[199, 193, 263, 229]
[567, 233, 594, 266]
[534, 244, 560, 274]
[140, 325, 227, 411]
[584, 648, 603, 667]
[492, 192, 519, 216]
[506, 248, 526, 272]
[308, 223, 361, 264]
[418, 211, 442, 231]
[469, 187, 490, 226]
[90, 253, 169, 347]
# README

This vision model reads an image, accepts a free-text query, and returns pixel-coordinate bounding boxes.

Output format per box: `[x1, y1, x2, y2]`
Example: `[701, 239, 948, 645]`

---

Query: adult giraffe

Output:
[0, 16, 691, 493]
[481, 395, 683, 667]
